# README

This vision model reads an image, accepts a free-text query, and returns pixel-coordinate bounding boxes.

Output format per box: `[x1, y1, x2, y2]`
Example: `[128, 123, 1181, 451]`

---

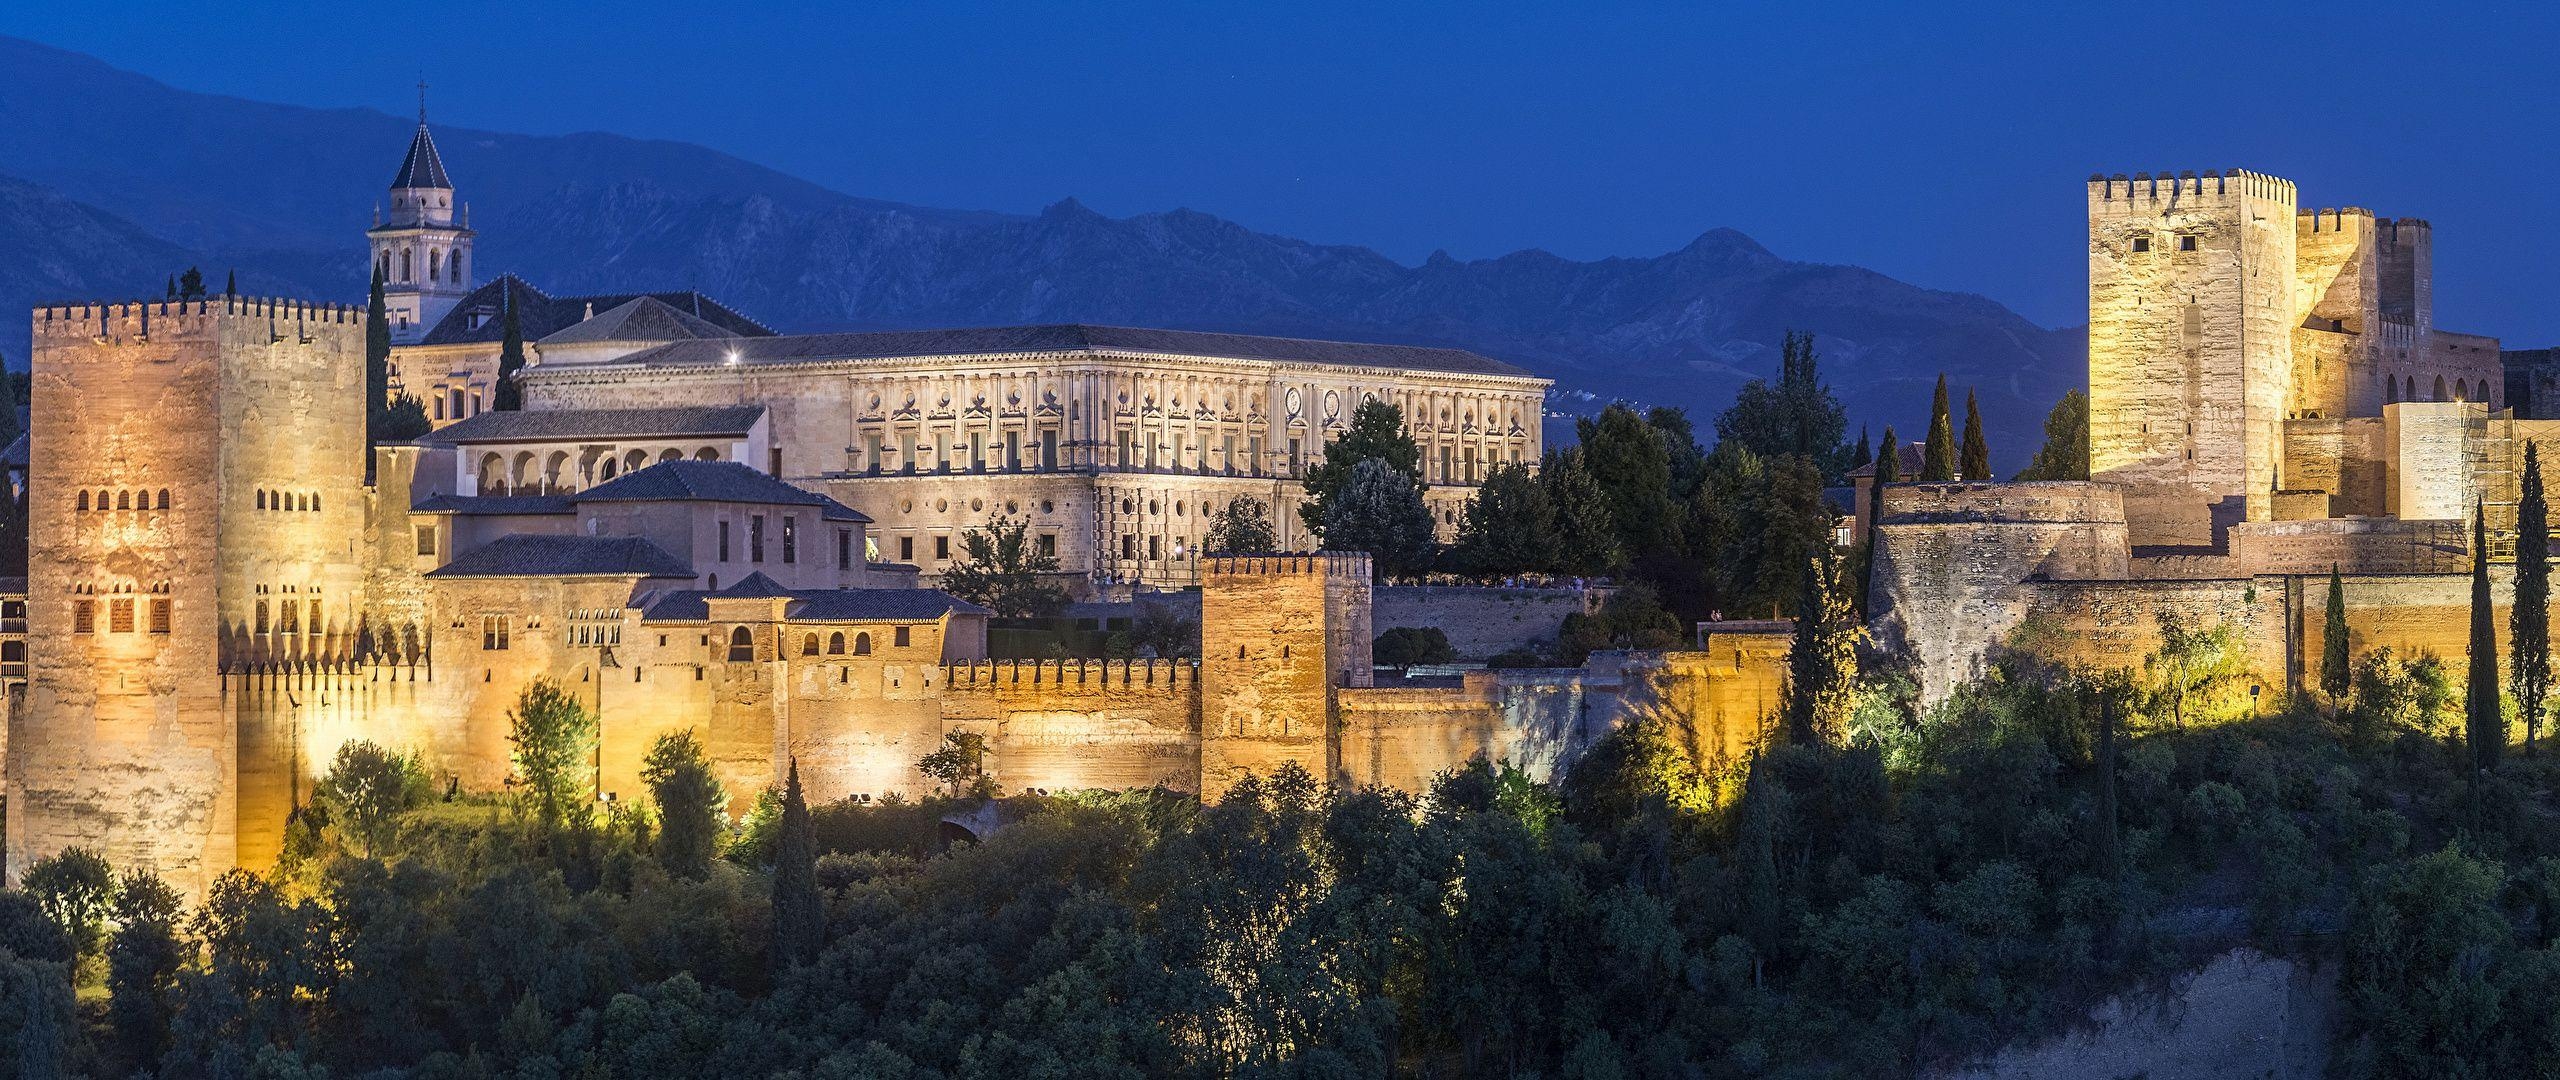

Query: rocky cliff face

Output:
[0, 35, 2085, 464]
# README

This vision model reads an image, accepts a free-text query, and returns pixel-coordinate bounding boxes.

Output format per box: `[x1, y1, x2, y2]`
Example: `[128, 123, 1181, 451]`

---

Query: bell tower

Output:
[368, 83, 474, 344]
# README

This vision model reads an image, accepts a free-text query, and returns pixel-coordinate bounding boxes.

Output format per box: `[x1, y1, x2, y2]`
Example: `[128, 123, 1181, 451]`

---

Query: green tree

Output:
[771, 759, 823, 970]
[917, 731, 991, 797]
[1780, 551, 1860, 745]
[21, 846, 115, 959]
[2469, 502, 2502, 773]
[224, 269, 236, 296]
[1714, 330, 1847, 475]
[642, 730, 728, 880]
[1647, 405, 1710, 497]
[1920, 374, 1956, 481]
[1542, 449, 1622, 577]
[1960, 386, 1991, 480]
[364, 266, 394, 446]
[2323, 565, 2353, 703]
[1578, 404, 1681, 558]
[0, 947, 73, 1078]
[492, 287, 527, 411]
[106, 869, 186, 1070]
[2012, 389, 2091, 481]
[1850, 425, 1871, 470]
[1451, 461, 1556, 577]
[314, 740, 432, 858]
[1202, 497, 1277, 555]
[1374, 626, 1458, 670]
[2341, 847, 2515, 1077]
[1131, 602, 1198, 658]
[506, 679, 598, 831]
[2515, 442, 2551, 754]
[379, 394, 432, 441]
[2141, 614, 2248, 729]
[176, 266, 206, 300]
[1311, 458, 1437, 578]
[941, 516, 1069, 617]
[0, 485, 27, 578]
[1300, 399, 1421, 534]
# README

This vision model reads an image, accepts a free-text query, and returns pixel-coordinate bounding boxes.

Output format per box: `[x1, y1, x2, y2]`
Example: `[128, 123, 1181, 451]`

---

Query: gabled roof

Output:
[418, 405, 767, 445]
[415, 275, 772, 347]
[410, 494, 575, 516]
[601, 323, 1537, 379]
[539, 297, 742, 346]
[638, 586, 990, 623]
[708, 571, 795, 599]
[1845, 444, 1929, 480]
[575, 460, 869, 522]
[390, 123, 452, 190]
[427, 534, 693, 579]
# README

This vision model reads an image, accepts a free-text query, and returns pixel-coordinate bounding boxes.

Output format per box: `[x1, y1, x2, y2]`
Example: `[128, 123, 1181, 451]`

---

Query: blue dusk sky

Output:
[5, 0, 2555, 341]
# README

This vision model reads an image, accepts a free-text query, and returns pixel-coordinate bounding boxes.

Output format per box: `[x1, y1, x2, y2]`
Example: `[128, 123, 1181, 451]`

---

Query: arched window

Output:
[429, 249, 442, 282]
[479, 453, 507, 495]
[156, 489, 169, 509]
[598, 459, 617, 481]
[827, 632, 846, 655]
[255, 490, 265, 510]
[310, 494, 320, 512]
[377, 252, 390, 281]
[708, 573, 719, 590]
[660, 448, 683, 464]
[76, 491, 88, 511]
[401, 248, 413, 282]
[451, 252, 464, 283]
[2434, 375, 2448, 401]
[694, 447, 719, 462]
[2405, 375, 2417, 402]
[116, 491, 130, 510]
[852, 632, 872, 655]
[728, 626, 756, 662]
[626, 449, 648, 473]
[2385, 377, 2398, 404]
[802, 632, 820, 656]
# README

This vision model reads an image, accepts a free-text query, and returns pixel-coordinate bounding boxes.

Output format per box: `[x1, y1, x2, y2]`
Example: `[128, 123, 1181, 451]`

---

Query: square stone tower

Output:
[2087, 169, 2299, 547]
[1198, 552, 1372, 798]
[7, 298, 367, 898]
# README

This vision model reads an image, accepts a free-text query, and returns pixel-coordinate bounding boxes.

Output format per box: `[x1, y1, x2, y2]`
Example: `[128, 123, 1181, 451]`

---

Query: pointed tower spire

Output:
[370, 78, 474, 345]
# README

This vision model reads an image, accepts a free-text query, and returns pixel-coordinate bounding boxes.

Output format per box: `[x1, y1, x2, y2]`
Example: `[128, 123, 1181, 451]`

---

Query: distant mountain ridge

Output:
[0, 34, 2086, 465]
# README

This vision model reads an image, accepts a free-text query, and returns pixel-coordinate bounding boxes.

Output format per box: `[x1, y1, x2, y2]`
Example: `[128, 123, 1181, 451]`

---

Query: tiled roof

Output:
[538, 296, 742, 346]
[390, 123, 452, 190]
[601, 324, 1538, 379]
[574, 460, 869, 521]
[0, 432, 24, 469]
[418, 404, 767, 445]
[416, 275, 772, 347]
[427, 534, 693, 579]
[410, 494, 576, 515]
[1845, 444, 1929, 479]
[709, 571, 795, 598]
[638, 585, 990, 623]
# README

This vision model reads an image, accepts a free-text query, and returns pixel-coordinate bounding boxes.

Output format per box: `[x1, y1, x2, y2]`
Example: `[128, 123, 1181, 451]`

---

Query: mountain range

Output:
[0, 34, 2086, 465]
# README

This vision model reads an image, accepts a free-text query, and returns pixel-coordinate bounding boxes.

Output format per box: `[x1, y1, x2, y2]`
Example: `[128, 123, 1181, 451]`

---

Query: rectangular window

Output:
[782, 516, 798, 564]
[934, 535, 951, 562]
[254, 599, 269, 634]
[718, 520, 732, 562]
[74, 600, 94, 634]
[2131, 236, 2150, 253]
[415, 524, 437, 557]
[2178, 235, 2197, 251]
[309, 600, 323, 634]
[837, 528, 853, 569]
[751, 515, 766, 563]
[149, 598, 171, 634]
[1037, 533, 1057, 558]
[109, 598, 134, 633]
[1041, 429, 1058, 469]
[894, 626, 911, 647]
[1148, 535, 1161, 561]
[482, 614, 510, 651]
[279, 599, 299, 634]
[1122, 534, 1135, 560]
[898, 536, 914, 562]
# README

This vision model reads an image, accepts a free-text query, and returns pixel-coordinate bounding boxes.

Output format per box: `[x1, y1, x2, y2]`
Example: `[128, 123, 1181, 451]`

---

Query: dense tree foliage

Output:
[942, 516, 1070, 617]
[507, 680, 598, 833]
[1374, 626, 1459, 669]
[2013, 389, 2091, 481]
[1201, 496, 1277, 555]
[1714, 330, 1848, 477]
[643, 731, 728, 881]
[1450, 461, 1555, 576]
[1300, 398, 1422, 534]
[1309, 458, 1436, 578]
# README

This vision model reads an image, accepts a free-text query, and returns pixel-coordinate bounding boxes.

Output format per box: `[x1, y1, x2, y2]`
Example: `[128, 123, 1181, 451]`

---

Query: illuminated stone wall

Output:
[940, 660, 1200, 793]
[1198, 553, 1371, 796]
[1868, 482, 2133, 703]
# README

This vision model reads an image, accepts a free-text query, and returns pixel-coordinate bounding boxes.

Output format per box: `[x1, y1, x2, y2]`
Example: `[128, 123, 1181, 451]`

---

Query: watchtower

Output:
[1197, 552, 1372, 798]
[369, 97, 474, 344]
[2087, 169, 2299, 546]
[7, 298, 368, 897]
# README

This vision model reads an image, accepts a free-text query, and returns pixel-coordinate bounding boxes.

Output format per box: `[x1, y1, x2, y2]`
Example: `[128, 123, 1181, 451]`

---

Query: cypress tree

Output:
[771, 759, 822, 969]
[1960, 387, 1990, 481]
[1863, 426, 1900, 612]
[2469, 502, 2503, 773]
[2515, 442, 2551, 754]
[2322, 565, 2352, 704]
[1920, 374, 1956, 481]
[1851, 425, 1871, 470]
[163, 274, 175, 299]
[493, 286, 527, 411]
[2092, 685, 2122, 885]
[365, 268, 393, 434]
[223, 269, 236, 297]
[1780, 551, 1858, 746]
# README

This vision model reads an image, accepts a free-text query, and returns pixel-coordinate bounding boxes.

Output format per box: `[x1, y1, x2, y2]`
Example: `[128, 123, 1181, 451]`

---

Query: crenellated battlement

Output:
[1201, 551, 1373, 579]
[2299, 207, 2376, 232]
[2088, 168, 2296, 205]
[941, 657, 1198, 692]
[2380, 217, 2432, 240]
[32, 296, 362, 341]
